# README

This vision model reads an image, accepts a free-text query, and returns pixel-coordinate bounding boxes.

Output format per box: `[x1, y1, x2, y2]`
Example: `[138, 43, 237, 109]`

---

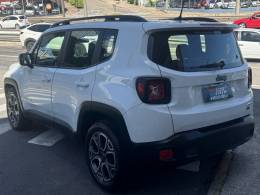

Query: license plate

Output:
[202, 83, 232, 102]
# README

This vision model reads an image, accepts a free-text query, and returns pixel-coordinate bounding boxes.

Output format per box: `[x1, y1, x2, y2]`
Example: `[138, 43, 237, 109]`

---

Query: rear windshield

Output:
[148, 30, 243, 72]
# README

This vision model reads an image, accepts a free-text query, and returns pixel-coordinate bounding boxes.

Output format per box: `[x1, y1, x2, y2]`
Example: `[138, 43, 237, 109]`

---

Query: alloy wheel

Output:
[88, 132, 118, 184]
[7, 93, 20, 128]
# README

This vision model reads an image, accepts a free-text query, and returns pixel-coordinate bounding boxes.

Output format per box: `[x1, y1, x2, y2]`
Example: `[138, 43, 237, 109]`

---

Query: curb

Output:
[208, 150, 234, 195]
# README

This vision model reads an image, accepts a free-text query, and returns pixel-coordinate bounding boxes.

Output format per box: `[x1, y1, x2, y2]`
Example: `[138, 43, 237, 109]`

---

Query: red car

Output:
[234, 12, 260, 28]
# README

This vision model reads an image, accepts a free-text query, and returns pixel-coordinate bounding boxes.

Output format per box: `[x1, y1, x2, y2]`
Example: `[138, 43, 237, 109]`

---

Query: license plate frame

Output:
[202, 83, 233, 103]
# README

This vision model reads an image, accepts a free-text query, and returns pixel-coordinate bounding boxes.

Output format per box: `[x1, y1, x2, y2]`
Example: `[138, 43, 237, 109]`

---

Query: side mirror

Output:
[19, 53, 33, 68]
[251, 16, 256, 20]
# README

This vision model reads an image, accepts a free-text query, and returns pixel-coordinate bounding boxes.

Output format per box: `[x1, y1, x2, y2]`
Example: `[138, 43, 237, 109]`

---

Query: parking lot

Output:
[0, 42, 259, 194]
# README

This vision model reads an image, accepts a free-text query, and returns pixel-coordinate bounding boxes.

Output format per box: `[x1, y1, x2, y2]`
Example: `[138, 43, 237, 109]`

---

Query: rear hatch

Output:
[146, 24, 252, 133]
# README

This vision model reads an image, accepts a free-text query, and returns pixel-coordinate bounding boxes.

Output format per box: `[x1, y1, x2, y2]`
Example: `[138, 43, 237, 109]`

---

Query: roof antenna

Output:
[178, 1, 185, 20]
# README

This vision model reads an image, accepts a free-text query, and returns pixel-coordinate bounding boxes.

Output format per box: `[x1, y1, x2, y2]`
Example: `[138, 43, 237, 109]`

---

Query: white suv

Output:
[0, 15, 29, 29]
[4, 15, 255, 190]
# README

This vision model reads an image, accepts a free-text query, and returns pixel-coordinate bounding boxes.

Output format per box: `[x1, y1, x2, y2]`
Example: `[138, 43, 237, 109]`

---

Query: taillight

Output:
[136, 77, 171, 104]
[248, 67, 252, 89]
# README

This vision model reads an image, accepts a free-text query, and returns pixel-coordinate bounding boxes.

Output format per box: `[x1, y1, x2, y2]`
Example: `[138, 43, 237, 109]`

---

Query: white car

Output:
[235, 28, 260, 59]
[20, 23, 51, 51]
[0, 15, 29, 29]
[4, 15, 254, 190]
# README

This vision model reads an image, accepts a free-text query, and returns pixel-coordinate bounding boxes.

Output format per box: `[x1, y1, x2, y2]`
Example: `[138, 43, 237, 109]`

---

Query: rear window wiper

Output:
[197, 61, 226, 69]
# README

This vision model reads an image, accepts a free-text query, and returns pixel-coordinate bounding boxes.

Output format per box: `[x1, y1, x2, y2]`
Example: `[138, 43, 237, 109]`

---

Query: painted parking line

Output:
[28, 129, 64, 147]
[0, 119, 11, 135]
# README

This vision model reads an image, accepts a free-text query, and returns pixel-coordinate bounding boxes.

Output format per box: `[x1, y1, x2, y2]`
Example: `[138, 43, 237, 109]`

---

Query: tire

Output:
[239, 23, 247, 28]
[6, 87, 28, 131]
[85, 121, 126, 191]
[26, 40, 35, 51]
[15, 24, 20, 29]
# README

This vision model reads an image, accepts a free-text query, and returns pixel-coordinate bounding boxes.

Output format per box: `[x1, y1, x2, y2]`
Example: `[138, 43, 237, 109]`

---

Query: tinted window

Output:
[64, 30, 100, 68]
[255, 14, 260, 18]
[37, 24, 51, 32]
[148, 30, 243, 72]
[28, 24, 50, 32]
[99, 30, 117, 63]
[26, 7, 34, 10]
[28, 25, 38, 31]
[36, 32, 65, 66]
[241, 31, 260, 42]
[9, 16, 18, 20]
[19, 16, 26, 19]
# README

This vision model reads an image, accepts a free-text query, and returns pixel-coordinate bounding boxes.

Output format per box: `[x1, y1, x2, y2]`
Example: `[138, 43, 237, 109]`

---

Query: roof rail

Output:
[51, 15, 147, 28]
[170, 17, 218, 22]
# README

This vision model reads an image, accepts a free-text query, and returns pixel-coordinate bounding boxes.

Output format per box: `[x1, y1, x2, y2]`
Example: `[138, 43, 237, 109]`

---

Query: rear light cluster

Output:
[136, 77, 171, 104]
[248, 67, 252, 89]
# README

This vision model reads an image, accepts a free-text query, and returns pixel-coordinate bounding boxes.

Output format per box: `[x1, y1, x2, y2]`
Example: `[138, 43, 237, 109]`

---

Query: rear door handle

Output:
[238, 44, 244, 46]
[75, 81, 89, 88]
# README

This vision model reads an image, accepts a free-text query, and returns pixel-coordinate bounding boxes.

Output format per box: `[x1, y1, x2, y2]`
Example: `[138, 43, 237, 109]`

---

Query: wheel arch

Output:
[77, 101, 132, 147]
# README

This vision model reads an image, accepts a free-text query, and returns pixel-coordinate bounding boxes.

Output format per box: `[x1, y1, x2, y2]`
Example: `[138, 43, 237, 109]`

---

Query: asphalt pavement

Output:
[0, 42, 259, 195]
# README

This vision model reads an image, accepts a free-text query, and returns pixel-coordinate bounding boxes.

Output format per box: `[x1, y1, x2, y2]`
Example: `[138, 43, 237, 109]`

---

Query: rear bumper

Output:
[133, 115, 254, 162]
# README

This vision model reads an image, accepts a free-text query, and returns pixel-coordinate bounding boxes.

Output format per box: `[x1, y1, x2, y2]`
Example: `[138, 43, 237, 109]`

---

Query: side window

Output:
[9, 16, 18, 20]
[36, 32, 65, 66]
[99, 30, 117, 62]
[37, 25, 51, 32]
[28, 25, 38, 32]
[241, 31, 260, 42]
[64, 30, 100, 68]
[254, 14, 260, 19]
[29, 25, 50, 32]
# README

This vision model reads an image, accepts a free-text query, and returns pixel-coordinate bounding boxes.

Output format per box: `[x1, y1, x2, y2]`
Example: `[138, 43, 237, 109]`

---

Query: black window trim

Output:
[31, 30, 68, 68]
[58, 28, 118, 70]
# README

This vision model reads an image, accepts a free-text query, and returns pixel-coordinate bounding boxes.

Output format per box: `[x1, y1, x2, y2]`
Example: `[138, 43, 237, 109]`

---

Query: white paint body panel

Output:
[52, 66, 96, 130]
[19, 66, 56, 115]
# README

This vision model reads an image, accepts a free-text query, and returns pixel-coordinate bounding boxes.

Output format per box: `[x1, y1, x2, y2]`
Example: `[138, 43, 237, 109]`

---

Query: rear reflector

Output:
[160, 149, 173, 161]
